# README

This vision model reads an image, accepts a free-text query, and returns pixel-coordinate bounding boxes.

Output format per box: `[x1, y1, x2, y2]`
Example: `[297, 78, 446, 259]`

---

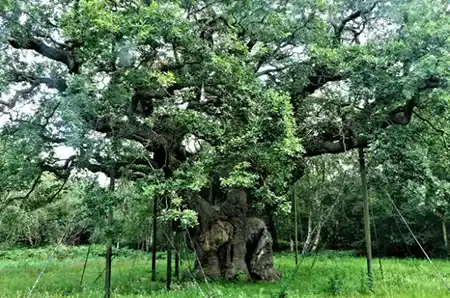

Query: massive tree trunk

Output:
[188, 189, 280, 281]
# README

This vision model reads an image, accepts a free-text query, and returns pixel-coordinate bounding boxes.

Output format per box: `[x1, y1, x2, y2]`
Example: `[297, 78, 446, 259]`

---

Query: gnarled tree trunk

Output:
[188, 189, 280, 281]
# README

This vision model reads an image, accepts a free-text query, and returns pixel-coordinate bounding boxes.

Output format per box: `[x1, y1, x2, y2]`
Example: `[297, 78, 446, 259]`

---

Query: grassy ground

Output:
[0, 246, 449, 298]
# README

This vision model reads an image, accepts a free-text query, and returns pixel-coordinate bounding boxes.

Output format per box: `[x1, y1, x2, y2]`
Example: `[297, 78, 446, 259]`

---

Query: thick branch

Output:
[304, 98, 415, 156]
[256, 65, 290, 77]
[413, 111, 450, 150]
[0, 76, 67, 112]
[0, 172, 42, 209]
[8, 38, 79, 73]
[80, 155, 157, 179]
[9, 71, 68, 92]
[333, 2, 379, 43]
[34, 77, 68, 92]
[303, 74, 445, 156]
[0, 84, 38, 111]
[302, 68, 343, 96]
[305, 136, 368, 156]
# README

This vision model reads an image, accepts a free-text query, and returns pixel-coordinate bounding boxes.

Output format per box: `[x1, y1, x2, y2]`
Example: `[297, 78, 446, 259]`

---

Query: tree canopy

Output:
[1, 0, 449, 190]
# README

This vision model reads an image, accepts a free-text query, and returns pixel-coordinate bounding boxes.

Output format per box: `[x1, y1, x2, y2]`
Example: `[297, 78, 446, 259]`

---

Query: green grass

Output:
[1, 246, 450, 297]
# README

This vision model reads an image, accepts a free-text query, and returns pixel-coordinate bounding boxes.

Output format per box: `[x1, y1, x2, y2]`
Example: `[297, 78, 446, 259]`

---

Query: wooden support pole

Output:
[80, 244, 91, 287]
[174, 231, 180, 280]
[443, 215, 448, 258]
[151, 198, 158, 281]
[293, 185, 299, 266]
[166, 221, 173, 291]
[104, 168, 116, 298]
[358, 147, 373, 292]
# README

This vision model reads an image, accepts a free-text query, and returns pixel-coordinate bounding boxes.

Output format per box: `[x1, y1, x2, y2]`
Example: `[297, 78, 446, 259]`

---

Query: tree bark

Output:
[104, 169, 116, 298]
[189, 189, 280, 281]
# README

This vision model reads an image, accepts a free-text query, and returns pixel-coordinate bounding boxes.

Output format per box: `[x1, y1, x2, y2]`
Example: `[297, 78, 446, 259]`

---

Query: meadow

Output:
[1, 246, 449, 298]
